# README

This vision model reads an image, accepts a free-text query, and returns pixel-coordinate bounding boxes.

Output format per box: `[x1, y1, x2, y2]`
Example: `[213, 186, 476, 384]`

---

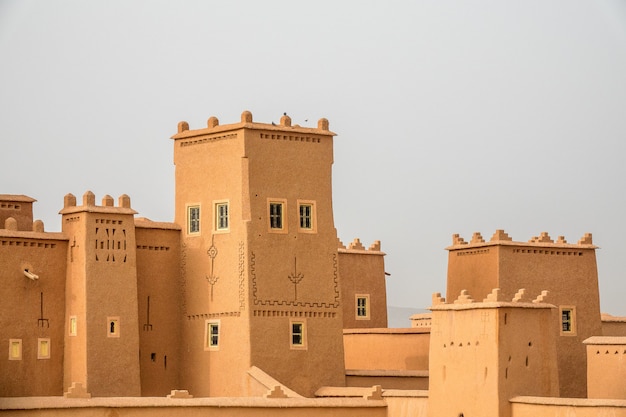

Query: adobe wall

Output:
[446, 230, 601, 398]
[135, 221, 183, 396]
[242, 116, 346, 396]
[60, 193, 141, 397]
[343, 328, 430, 371]
[511, 396, 626, 417]
[428, 290, 559, 417]
[601, 314, 626, 336]
[338, 239, 388, 329]
[0, 194, 35, 232]
[0, 225, 67, 396]
[345, 373, 428, 390]
[173, 118, 252, 397]
[0, 396, 388, 417]
[584, 336, 626, 399]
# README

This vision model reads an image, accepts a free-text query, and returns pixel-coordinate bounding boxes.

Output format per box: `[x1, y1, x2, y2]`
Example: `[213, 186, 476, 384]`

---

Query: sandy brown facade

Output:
[4, 112, 626, 417]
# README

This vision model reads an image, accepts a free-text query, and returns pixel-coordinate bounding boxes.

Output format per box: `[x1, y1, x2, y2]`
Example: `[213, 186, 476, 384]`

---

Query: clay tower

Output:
[446, 230, 602, 398]
[61, 192, 141, 396]
[172, 111, 346, 397]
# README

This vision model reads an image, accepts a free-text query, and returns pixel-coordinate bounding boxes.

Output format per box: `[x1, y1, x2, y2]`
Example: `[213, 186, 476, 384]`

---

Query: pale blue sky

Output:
[2, 1, 626, 316]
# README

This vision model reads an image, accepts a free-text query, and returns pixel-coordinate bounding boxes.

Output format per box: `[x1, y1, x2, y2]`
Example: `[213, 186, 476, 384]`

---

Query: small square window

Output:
[188, 205, 200, 234]
[356, 295, 370, 320]
[8, 339, 22, 360]
[108, 317, 120, 338]
[215, 202, 229, 231]
[69, 316, 77, 336]
[290, 319, 307, 350]
[38, 338, 50, 359]
[205, 320, 220, 350]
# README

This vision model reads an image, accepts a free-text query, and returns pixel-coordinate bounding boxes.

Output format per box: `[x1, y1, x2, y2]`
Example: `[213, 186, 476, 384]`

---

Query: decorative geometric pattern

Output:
[238, 241, 246, 310]
[251, 251, 340, 308]
[206, 235, 219, 301]
[180, 133, 237, 148]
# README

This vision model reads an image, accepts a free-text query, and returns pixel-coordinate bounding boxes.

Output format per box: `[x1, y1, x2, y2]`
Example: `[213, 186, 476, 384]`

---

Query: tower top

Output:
[59, 191, 137, 215]
[171, 110, 336, 140]
[447, 230, 597, 250]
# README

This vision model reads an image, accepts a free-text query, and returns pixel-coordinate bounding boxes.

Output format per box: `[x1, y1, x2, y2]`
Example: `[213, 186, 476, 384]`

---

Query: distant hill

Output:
[387, 306, 428, 328]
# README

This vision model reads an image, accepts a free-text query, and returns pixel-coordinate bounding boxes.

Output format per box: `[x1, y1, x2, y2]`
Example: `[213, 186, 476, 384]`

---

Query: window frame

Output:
[356, 294, 371, 320]
[205, 320, 220, 351]
[69, 315, 77, 336]
[289, 319, 307, 350]
[559, 306, 577, 336]
[297, 200, 317, 233]
[267, 198, 288, 233]
[38, 338, 51, 359]
[8, 339, 22, 360]
[214, 200, 230, 233]
[187, 204, 201, 235]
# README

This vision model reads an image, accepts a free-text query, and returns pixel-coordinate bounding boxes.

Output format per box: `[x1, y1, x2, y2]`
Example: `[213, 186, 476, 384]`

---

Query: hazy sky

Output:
[2, 1, 626, 316]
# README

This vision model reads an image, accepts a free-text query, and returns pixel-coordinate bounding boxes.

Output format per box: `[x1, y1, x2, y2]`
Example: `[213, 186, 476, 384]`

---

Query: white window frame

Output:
[214, 200, 230, 232]
[297, 200, 317, 233]
[187, 204, 201, 235]
[268, 199, 288, 233]
[205, 320, 220, 351]
[560, 306, 577, 336]
[8, 339, 22, 360]
[289, 319, 307, 350]
[356, 294, 371, 320]
[38, 338, 51, 359]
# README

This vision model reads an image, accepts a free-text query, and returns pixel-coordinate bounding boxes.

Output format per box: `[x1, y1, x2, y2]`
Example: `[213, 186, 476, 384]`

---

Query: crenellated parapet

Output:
[447, 229, 597, 250]
[337, 238, 384, 255]
[172, 110, 335, 142]
[430, 288, 554, 310]
[59, 191, 137, 216]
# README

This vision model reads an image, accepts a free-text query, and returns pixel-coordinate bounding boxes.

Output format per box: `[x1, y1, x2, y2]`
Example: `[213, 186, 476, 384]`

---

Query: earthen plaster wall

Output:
[61, 195, 142, 397]
[135, 222, 182, 396]
[0, 229, 67, 396]
[428, 297, 558, 417]
[446, 231, 601, 398]
[343, 328, 430, 371]
[242, 123, 346, 396]
[338, 242, 388, 329]
[0, 195, 35, 232]
[173, 124, 251, 397]
[584, 336, 626, 399]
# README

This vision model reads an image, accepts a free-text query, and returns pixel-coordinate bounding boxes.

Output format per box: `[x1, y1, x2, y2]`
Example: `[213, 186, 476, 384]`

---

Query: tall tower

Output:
[172, 111, 346, 397]
[446, 230, 602, 398]
[61, 192, 141, 396]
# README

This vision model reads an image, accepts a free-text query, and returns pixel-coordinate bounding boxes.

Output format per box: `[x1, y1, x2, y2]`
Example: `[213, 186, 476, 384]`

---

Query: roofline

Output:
[171, 121, 336, 140]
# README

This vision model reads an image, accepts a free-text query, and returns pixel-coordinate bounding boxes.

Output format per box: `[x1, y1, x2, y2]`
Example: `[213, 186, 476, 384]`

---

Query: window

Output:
[298, 200, 316, 233]
[356, 295, 370, 320]
[8, 339, 22, 360]
[108, 317, 120, 338]
[215, 201, 229, 231]
[69, 316, 77, 336]
[290, 319, 307, 350]
[38, 338, 50, 359]
[270, 203, 283, 229]
[187, 205, 200, 234]
[560, 306, 576, 336]
[268, 199, 287, 233]
[205, 320, 220, 350]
